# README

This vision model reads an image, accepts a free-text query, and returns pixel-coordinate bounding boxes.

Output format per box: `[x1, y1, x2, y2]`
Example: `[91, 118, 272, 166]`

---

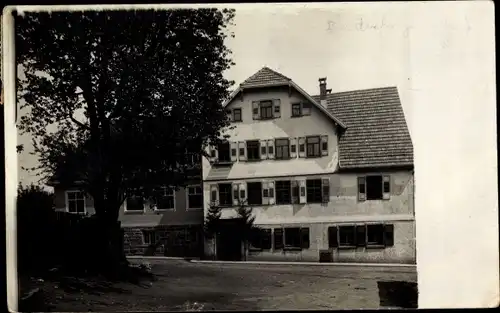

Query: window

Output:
[281, 227, 310, 249]
[284, 227, 301, 248]
[187, 185, 203, 209]
[359, 175, 391, 201]
[366, 224, 385, 246]
[250, 228, 272, 250]
[275, 138, 290, 160]
[126, 189, 144, 211]
[306, 136, 321, 157]
[156, 186, 175, 210]
[66, 191, 85, 214]
[260, 100, 273, 119]
[143, 230, 156, 245]
[246, 140, 260, 161]
[292, 103, 301, 117]
[218, 183, 232, 206]
[217, 141, 231, 163]
[233, 108, 242, 122]
[247, 182, 262, 205]
[306, 179, 322, 203]
[275, 180, 291, 204]
[328, 226, 338, 248]
[338, 225, 356, 247]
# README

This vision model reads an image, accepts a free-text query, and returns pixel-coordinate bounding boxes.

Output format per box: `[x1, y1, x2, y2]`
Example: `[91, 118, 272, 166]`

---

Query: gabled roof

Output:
[223, 67, 347, 129]
[312, 86, 414, 169]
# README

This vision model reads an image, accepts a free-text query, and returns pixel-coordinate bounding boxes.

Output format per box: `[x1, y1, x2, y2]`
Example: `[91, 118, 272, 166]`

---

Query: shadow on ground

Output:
[377, 280, 418, 308]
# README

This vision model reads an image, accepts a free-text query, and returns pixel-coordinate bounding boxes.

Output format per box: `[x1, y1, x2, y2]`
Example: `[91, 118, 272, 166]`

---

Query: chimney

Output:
[319, 77, 327, 106]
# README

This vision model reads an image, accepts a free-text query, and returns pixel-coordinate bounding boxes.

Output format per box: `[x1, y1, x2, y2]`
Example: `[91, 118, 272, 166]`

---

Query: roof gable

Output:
[313, 86, 413, 169]
[224, 67, 347, 129]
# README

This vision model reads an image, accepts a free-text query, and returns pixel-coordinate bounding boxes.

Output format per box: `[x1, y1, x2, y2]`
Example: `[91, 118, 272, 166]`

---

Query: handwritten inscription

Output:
[327, 17, 395, 32]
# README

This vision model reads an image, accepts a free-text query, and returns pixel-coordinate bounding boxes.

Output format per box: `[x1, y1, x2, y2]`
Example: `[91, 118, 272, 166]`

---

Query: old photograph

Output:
[3, 2, 497, 312]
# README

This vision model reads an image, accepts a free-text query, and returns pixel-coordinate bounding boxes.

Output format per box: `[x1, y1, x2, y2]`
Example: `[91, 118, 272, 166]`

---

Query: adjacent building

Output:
[49, 155, 205, 258]
[202, 67, 415, 264]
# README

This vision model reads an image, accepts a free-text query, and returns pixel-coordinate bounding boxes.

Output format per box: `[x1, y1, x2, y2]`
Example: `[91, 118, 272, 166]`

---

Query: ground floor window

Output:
[329, 224, 395, 248]
[273, 227, 310, 250]
[249, 228, 272, 250]
[66, 190, 86, 214]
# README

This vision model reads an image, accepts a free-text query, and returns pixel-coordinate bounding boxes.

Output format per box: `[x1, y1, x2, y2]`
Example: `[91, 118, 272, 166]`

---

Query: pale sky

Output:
[10, 3, 497, 308]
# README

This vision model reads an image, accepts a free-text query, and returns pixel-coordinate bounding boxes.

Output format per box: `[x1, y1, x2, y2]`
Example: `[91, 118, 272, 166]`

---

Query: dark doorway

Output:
[217, 218, 244, 261]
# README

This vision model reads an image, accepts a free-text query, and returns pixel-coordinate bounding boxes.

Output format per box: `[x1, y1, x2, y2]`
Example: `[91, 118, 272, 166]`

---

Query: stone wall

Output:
[123, 224, 204, 258]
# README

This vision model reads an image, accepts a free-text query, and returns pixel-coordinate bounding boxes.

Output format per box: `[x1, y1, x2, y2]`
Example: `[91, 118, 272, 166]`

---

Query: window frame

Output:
[306, 179, 323, 203]
[246, 140, 261, 161]
[275, 138, 290, 160]
[65, 190, 86, 214]
[125, 189, 145, 213]
[247, 181, 263, 206]
[218, 183, 233, 207]
[232, 108, 242, 122]
[275, 180, 292, 205]
[216, 141, 232, 163]
[155, 186, 176, 211]
[306, 135, 321, 158]
[291, 103, 302, 117]
[366, 223, 386, 247]
[259, 100, 274, 119]
[338, 225, 357, 248]
[186, 185, 203, 210]
[358, 175, 391, 201]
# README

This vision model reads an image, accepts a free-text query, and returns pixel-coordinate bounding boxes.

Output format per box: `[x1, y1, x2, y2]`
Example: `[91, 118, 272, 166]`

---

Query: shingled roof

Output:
[313, 86, 414, 169]
[240, 66, 292, 88]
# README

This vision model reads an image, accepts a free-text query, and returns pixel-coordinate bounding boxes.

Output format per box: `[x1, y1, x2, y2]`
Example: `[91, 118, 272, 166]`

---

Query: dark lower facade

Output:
[123, 224, 204, 258]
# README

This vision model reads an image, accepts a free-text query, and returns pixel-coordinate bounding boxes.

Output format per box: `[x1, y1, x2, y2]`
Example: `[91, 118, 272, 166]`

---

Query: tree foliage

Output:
[15, 9, 236, 222]
[204, 202, 222, 239]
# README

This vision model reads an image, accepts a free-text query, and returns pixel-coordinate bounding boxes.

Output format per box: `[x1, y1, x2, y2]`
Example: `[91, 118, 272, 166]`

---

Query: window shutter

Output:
[239, 183, 246, 202]
[260, 140, 268, 160]
[238, 141, 247, 161]
[299, 179, 307, 204]
[298, 137, 306, 158]
[291, 180, 299, 204]
[321, 177, 330, 204]
[274, 228, 284, 250]
[268, 181, 275, 205]
[232, 183, 239, 206]
[226, 109, 233, 122]
[262, 182, 269, 205]
[383, 175, 391, 200]
[210, 184, 219, 205]
[358, 177, 366, 201]
[384, 224, 394, 247]
[302, 102, 312, 115]
[321, 135, 328, 156]
[356, 225, 366, 247]
[230, 142, 238, 162]
[267, 139, 275, 159]
[328, 226, 338, 248]
[300, 227, 310, 249]
[290, 137, 298, 158]
[273, 99, 281, 118]
[252, 101, 260, 120]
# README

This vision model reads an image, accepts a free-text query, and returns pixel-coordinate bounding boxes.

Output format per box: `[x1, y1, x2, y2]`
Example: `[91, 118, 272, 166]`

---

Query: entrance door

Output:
[216, 219, 244, 261]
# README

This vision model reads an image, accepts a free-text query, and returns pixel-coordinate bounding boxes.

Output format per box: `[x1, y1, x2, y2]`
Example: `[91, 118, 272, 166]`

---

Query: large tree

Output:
[15, 9, 235, 266]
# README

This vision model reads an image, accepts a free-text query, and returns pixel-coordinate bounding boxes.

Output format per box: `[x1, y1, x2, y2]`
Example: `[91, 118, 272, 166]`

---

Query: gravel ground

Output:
[39, 259, 418, 311]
